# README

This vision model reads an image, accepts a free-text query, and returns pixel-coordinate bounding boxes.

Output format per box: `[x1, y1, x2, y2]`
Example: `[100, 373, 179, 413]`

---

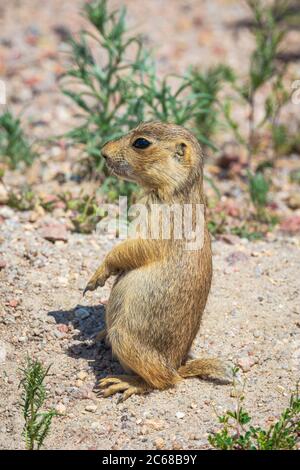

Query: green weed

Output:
[19, 358, 58, 450]
[0, 111, 36, 168]
[209, 376, 300, 450]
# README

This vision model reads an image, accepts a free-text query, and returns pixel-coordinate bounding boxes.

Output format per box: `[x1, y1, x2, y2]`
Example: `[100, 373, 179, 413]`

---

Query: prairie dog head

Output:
[101, 121, 203, 195]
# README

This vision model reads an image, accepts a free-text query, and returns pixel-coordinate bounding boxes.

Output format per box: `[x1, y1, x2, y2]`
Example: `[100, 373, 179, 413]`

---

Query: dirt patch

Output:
[0, 209, 299, 449]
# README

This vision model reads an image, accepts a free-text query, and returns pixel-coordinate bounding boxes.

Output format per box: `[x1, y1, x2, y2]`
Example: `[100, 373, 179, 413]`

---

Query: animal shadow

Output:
[48, 304, 123, 381]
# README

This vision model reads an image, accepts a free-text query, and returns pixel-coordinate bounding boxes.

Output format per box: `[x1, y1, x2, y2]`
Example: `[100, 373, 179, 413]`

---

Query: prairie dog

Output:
[84, 121, 231, 400]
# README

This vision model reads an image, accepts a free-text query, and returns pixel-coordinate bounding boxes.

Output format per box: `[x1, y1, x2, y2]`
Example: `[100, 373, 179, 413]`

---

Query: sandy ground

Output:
[0, 211, 299, 449]
[0, 0, 300, 450]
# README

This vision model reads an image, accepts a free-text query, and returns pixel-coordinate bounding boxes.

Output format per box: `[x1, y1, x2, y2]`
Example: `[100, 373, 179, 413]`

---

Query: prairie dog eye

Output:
[132, 138, 151, 149]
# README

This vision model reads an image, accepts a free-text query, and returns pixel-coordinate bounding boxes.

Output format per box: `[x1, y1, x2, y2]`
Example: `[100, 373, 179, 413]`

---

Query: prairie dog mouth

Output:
[106, 158, 135, 181]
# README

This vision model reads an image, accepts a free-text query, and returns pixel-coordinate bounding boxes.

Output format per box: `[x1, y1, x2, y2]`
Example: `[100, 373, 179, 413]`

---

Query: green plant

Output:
[224, 0, 291, 162]
[230, 225, 264, 240]
[188, 65, 236, 146]
[63, 0, 219, 201]
[7, 186, 36, 211]
[207, 210, 226, 236]
[0, 111, 36, 168]
[19, 358, 58, 450]
[289, 168, 300, 185]
[209, 379, 300, 450]
[63, 0, 150, 165]
[100, 176, 139, 203]
[57, 191, 101, 233]
[62, 0, 151, 199]
[247, 167, 280, 229]
[248, 170, 269, 208]
[139, 71, 214, 148]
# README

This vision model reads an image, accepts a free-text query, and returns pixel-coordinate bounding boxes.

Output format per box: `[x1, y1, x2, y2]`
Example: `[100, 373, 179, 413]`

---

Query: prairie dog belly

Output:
[105, 255, 211, 363]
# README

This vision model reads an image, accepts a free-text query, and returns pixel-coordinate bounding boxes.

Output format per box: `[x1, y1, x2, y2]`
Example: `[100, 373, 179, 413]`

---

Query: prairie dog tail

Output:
[178, 358, 233, 384]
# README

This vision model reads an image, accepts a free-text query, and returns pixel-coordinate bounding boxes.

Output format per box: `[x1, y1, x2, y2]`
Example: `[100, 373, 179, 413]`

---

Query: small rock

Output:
[219, 234, 239, 245]
[40, 223, 68, 242]
[280, 216, 300, 234]
[0, 341, 6, 363]
[144, 419, 164, 431]
[226, 251, 248, 265]
[255, 265, 263, 277]
[276, 385, 286, 394]
[237, 356, 255, 372]
[54, 330, 66, 339]
[172, 441, 182, 450]
[229, 308, 240, 318]
[175, 411, 185, 419]
[8, 299, 19, 308]
[154, 437, 165, 449]
[77, 371, 88, 381]
[91, 421, 101, 431]
[74, 308, 90, 320]
[18, 336, 27, 343]
[57, 324, 68, 334]
[85, 404, 97, 413]
[56, 403, 66, 414]
[189, 433, 201, 441]
[0, 207, 14, 218]
[0, 259, 6, 270]
[286, 193, 300, 210]
[28, 211, 38, 223]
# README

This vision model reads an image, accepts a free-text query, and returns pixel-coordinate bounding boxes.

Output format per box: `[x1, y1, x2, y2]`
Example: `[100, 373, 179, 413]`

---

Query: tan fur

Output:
[85, 121, 232, 400]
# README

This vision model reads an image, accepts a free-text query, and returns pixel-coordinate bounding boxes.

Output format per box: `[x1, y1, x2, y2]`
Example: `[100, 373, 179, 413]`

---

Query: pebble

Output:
[85, 404, 97, 413]
[175, 411, 185, 419]
[56, 403, 66, 414]
[276, 385, 286, 394]
[280, 216, 300, 234]
[91, 421, 102, 431]
[40, 223, 68, 242]
[77, 371, 88, 381]
[229, 308, 240, 318]
[144, 419, 164, 431]
[18, 336, 27, 343]
[154, 437, 165, 449]
[74, 308, 90, 320]
[226, 251, 248, 265]
[172, 441, 182, 450]
[219, 234, 239, 245]
[190, 433, 202, 441]
[0, 341, 6, 363]
[0, 259, 6, 270]
[57, 324, 68, 334]
[0, 207, 14, 219]
[286, 193, 300, 210]
[237, 356, 255, 372]
[53, 330, 66, 339]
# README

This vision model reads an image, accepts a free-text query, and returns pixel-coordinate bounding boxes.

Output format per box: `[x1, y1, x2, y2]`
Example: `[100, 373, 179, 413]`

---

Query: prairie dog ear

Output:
[174, 142, 189, 162]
